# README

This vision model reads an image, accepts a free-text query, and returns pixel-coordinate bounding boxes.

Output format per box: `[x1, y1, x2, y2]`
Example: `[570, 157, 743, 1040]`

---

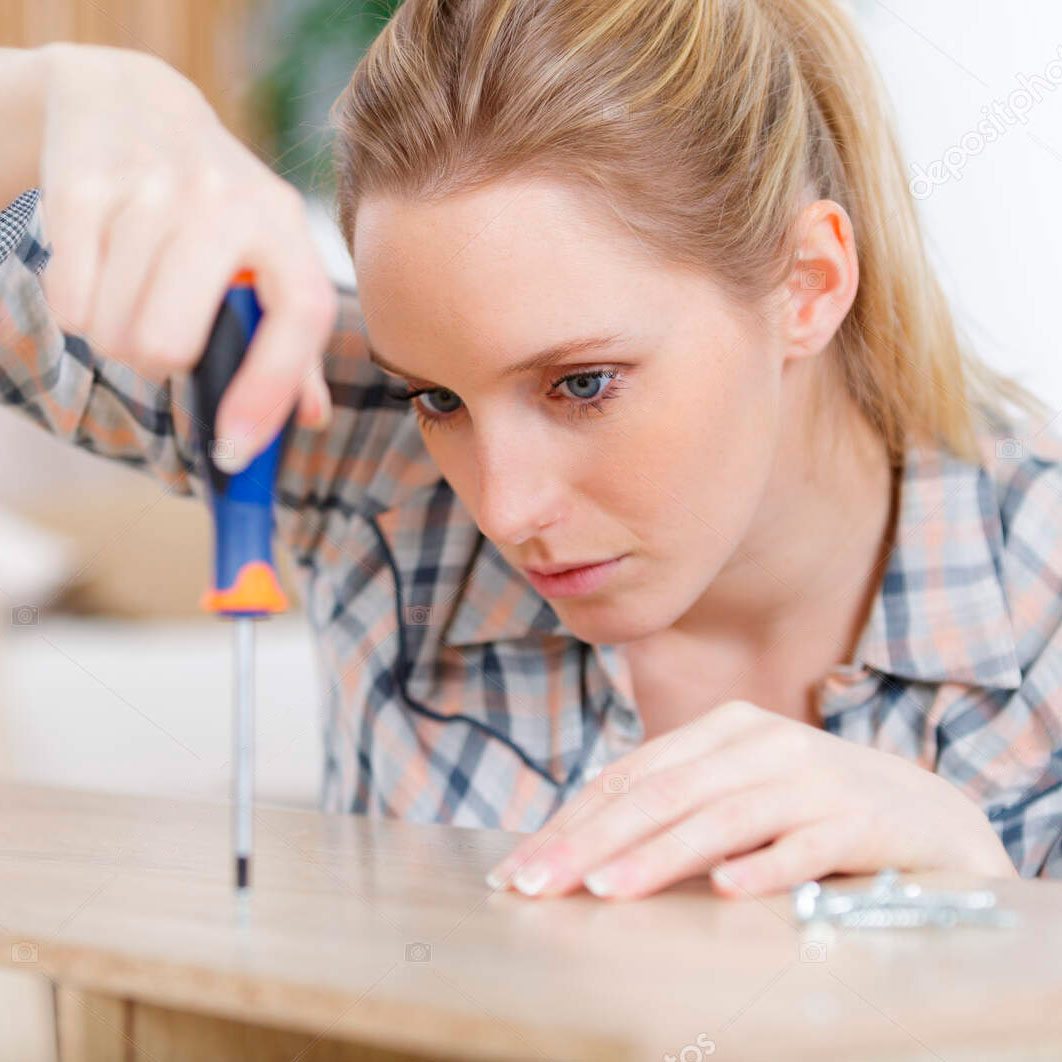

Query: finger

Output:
[213, 195, 338, 467]
[709, 817, 861, 898]
[84, 171, 181, 363]
[215, 285, 335, 469]
[580, 777, 829, 900]
[504, 726, 799, 897]
[128, 186, 334, 464]
[122, 198, 270, 439]
[487, 700, 768, 890]
[623, 699, 769, 780]
[37, 179, 111, 334]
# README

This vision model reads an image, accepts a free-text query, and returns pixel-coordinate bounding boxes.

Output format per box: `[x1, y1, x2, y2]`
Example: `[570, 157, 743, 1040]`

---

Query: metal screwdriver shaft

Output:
[234, 617, 255, 894]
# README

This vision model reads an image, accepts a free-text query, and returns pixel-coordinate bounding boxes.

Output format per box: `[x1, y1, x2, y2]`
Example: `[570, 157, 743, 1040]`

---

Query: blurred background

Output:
[0, 0, 1060, 808]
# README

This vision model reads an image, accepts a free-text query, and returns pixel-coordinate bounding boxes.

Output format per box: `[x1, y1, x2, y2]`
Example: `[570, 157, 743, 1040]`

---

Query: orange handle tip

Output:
[200, 561, 288, 615]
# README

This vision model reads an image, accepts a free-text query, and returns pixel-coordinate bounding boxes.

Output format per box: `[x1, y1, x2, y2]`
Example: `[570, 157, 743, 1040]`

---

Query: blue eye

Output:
[418, 388, 462, 416]
[384, 368, 625, 432]
[557, 371, 611, 400]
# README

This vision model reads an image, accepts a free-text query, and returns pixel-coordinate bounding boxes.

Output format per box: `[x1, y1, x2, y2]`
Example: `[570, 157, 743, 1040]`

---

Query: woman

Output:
[0, 0, 1059, 901]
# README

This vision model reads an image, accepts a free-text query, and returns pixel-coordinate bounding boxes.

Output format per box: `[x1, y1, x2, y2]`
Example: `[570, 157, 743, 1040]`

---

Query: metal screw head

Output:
[790, 868, 1019, 930]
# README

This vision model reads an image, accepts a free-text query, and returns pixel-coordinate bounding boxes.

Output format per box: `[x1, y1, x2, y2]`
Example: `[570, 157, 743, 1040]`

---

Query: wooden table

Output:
[0, 781, 1060, 1061]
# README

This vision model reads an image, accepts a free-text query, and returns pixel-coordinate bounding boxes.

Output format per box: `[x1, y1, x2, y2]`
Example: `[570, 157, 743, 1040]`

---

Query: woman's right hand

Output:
[34, 41, 338, 473]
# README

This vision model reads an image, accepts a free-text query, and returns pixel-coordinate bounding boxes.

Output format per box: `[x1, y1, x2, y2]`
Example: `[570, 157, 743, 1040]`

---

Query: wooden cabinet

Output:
[3, 0, 259, 144]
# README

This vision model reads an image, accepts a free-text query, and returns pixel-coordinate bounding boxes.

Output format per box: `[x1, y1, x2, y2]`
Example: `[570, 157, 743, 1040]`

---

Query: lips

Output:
[523, 559, 614, 576]
[520, 555, 627, 599]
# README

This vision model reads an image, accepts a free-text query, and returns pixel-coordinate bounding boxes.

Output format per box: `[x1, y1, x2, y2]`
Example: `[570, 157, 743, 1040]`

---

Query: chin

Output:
[553, 601, 665, 645]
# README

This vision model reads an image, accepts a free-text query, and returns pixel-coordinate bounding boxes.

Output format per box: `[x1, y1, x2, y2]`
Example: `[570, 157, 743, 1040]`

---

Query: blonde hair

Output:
[330, 0, 1049, 465]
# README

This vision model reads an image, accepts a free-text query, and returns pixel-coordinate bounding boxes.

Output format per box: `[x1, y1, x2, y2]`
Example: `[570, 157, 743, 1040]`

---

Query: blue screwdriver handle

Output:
[192, 270, 295, 617]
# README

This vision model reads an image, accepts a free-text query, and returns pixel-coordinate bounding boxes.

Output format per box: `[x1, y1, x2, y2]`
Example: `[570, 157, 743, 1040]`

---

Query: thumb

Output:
[294, 364, 332, 430]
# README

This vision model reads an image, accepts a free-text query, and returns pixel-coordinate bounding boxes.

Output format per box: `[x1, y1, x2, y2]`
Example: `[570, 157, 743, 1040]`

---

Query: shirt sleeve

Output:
[0, 188, 443, 566]
[0, 187, 205, 497]
[975, 631, 1062, 878]
[936, 453, 1062, 878]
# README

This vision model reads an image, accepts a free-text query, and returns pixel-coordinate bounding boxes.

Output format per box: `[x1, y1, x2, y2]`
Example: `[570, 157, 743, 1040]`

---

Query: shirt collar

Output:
[442, 535, 571, 646]
[442, 436, 1023, 691]
[849, 437, 1021, 690]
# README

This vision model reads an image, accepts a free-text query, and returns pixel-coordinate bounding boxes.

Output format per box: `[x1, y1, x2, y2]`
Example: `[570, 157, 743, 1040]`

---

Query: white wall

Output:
[853, 0, 1062, 412]
[0, 615, 323, 810]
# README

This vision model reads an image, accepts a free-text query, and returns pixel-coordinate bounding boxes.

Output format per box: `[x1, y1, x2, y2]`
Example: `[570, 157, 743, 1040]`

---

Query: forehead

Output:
[352, 176, 638, 284]
[351, 178, 660, 360]
[350, 175, 764, 373]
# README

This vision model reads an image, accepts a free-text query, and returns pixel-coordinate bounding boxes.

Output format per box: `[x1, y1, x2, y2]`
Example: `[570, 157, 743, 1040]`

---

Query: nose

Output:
[472, 420, 564, 546]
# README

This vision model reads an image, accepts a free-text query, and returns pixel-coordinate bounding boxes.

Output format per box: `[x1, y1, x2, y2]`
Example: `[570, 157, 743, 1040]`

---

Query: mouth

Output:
[520, 554, 628, 599]
[523, 559, 617, 576]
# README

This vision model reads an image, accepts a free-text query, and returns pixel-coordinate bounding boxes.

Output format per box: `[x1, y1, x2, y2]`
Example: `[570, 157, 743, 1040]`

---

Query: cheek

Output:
[419, 432, 475, 501]
[635, 357, 780, 545]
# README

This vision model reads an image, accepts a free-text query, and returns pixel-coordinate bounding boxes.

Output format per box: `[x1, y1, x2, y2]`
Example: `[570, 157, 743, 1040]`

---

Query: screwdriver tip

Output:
[236, 855, 250, 891]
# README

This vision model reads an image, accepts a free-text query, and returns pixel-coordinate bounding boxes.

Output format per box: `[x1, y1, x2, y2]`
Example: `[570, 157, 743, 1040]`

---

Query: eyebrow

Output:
[366, 333, 630, 385]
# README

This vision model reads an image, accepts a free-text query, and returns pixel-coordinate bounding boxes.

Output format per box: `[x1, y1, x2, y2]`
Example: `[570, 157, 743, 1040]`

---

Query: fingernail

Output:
[583, 870, 615, 897]
[512, 864, 551, 896]
[710, 865, 737, 890]
[485, 869, 508, 890]
[213, 423, 255, 474]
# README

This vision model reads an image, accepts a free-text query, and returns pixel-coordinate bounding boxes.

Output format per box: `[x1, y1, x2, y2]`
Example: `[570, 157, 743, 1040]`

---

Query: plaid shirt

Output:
[3, 189, 1061, 878]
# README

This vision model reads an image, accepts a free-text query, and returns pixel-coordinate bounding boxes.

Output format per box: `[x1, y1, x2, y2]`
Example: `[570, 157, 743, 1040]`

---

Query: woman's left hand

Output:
[485, 700, 1018, 899]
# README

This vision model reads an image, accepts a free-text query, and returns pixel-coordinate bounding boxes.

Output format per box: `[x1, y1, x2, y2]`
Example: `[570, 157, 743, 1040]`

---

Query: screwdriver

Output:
[192, 268, 296, 901]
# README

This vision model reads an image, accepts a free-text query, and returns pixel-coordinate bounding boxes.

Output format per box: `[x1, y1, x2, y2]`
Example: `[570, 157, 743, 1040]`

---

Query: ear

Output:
[780, 199, 859, 364]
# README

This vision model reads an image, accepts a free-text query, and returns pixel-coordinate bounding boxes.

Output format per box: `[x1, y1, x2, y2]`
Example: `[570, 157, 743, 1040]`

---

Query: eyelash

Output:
[383, 369, 626, 433]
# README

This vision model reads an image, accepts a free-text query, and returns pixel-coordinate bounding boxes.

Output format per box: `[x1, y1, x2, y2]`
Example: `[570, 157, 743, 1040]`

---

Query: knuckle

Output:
[716, 798, 753, 842]
[132, 330, 189, 373]
[55, 173, 111, 213]
[545, 835, 577, 866]
[797, 826, 833, 869]
[191, 162, 231, 203]
[770, 723, 813, 761]
[131, 167, 177, 207]
[718, 699, 759, 723]
[635, 770, 686, 817]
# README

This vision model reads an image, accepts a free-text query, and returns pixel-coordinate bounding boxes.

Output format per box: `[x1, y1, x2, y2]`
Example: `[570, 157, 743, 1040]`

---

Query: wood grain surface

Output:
[1, 781, 1061, 1061]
